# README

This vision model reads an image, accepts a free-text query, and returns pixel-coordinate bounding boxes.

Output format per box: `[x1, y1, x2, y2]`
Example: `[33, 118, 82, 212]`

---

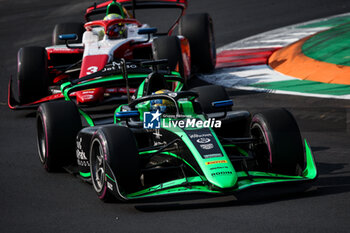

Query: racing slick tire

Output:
[90, 126, 141, 202]
[36, 101, 82, 172]
[191, 85, 231, 114]
[250, 108, 305, 176]
[17, 47, 49, 104]
[179, 13, 216, 73]
[152, 36, 187, 83]
[52, 22, 84, 45]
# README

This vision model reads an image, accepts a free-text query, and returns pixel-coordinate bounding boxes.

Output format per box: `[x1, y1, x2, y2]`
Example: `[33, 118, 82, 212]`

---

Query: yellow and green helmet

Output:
[105, 0, 125, 19]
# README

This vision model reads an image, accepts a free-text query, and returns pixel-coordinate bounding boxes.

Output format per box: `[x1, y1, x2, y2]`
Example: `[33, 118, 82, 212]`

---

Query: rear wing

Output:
[85, 0, 187, 35]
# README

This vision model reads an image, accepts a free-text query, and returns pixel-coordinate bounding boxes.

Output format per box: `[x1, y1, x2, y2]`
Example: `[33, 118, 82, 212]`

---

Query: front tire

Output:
[17, 47, 49, 104]
[250, 108, 305, 176]
[37, 101, 82, 172]
[90, 126, 141, 202]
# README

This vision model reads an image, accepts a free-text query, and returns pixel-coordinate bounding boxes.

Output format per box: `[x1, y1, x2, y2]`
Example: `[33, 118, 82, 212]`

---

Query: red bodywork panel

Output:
[46, 47, 84, 84]
[78, 54, 110, 104]
[46, 47, 83, 59]
[76, 88, 105, 103]
[80, 55, 109, 78]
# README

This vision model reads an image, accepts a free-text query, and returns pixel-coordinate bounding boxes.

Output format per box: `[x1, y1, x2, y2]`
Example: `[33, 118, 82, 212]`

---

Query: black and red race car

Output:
[8, 0, 216, 109]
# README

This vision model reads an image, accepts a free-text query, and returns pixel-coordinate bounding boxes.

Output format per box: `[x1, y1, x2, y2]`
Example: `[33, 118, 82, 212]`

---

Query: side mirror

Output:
[115, 110, 140, 119]
[58, 34, 82, 49]
[131, 28, 157, 46]
[211, 100, 233, 108]
[138, 27, 157, 35]
[58, 34, 78, 41]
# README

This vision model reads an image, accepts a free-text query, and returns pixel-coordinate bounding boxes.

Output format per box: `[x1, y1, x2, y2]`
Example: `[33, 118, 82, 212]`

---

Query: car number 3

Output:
[86, 66, 98, 75]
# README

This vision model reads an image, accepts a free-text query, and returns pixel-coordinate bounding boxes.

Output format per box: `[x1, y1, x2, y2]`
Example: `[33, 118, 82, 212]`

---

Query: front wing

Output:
[107, 140, 317, 200]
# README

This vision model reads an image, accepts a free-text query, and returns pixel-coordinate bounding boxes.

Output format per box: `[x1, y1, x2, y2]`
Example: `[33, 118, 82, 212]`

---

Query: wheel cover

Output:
[37, 115, 47, 164]
[90, 139, 106, 193]
[251, 122, 272, 169]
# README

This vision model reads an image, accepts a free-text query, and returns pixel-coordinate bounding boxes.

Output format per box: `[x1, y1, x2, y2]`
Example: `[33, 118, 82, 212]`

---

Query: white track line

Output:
[199, 65, 295, 86]
[201, 13, 350, 99]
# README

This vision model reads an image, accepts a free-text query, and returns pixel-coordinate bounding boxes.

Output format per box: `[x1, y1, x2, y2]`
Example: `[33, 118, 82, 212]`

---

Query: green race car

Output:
[36, 59, 317, 201]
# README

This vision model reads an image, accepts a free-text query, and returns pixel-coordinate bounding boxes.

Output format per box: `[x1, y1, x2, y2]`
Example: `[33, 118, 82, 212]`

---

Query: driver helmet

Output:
[104, 14, 126, 39]
[104, 0, 127, 38]
[106, 0, 125, 18]
[150, 89, 175, 114]
[104, 13, 123, 20]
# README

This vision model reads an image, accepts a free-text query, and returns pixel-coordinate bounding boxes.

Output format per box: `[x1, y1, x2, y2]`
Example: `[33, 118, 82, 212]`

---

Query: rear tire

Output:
[152, 36, 187, 84]
[90, 126, 141, 202]
[52, 22, 84, 45]
[17, 47, 48, 104]
[36, 101, 82, 172]
[179, 13, 216, 73]
[250, 108, 305, 176]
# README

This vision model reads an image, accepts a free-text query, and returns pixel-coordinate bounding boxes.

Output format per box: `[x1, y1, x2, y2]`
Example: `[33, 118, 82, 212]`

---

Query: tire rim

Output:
[251, 122, 272, 169]
[37, 115, 47, 164]
[90, 139, 106, 193]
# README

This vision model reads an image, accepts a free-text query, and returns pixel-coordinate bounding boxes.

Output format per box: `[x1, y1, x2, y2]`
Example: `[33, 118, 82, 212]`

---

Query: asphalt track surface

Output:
[1, 1, 350, 232]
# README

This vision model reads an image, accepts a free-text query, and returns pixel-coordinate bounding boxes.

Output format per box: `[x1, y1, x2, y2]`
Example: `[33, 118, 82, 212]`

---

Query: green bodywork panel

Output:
[126, 140, 317, 199]
[163, 124, 238, 189]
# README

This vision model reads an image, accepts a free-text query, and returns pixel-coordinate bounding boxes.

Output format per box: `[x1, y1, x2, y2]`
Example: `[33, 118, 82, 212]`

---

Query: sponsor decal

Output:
[185, 129, 224, 159]
[76, 138, 87, 160]
[205, 160, 227, 165]
[188, 133, 212, 139]
[202, 153, 222, 159]
[197, 138, 211, 144]
[200, 143, 214, 150]
[77, 160, 89, 166]
[211, 171, 233, 177]
[101, 61, 138, 72]
[76, 137, 89, 167]
[210, 166, 229, 171]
